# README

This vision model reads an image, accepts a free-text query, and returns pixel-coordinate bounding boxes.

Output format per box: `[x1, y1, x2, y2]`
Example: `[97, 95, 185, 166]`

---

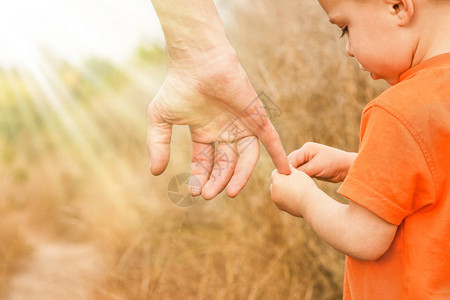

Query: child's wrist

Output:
[300, 186, 321, 217]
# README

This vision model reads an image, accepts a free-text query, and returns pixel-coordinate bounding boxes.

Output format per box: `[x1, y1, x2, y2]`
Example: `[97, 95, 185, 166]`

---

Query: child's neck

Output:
[411, 3, 450, 66]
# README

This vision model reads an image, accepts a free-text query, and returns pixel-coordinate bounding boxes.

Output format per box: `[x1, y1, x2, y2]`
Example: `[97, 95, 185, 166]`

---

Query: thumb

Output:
[296, 160, 320, 177]
[147, 102, 173, 176]
[288, 142, 317, 168]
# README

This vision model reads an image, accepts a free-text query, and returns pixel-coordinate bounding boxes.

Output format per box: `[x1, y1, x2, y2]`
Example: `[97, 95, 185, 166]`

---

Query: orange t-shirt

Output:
[338, 52, 450, 299]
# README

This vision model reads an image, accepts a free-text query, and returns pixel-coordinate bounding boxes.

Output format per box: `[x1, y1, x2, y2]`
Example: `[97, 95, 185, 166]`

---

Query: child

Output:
[270, 0, 450, 298]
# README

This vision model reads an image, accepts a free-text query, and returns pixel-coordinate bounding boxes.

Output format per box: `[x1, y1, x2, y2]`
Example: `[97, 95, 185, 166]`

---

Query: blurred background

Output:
[0, 0, 387, 299]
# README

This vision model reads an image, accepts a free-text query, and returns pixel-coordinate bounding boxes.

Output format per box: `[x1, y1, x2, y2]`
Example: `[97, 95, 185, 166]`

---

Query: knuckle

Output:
[217, 155, 233, 164]
[299, 165, 308, 173]
[257, 124, 279, 144]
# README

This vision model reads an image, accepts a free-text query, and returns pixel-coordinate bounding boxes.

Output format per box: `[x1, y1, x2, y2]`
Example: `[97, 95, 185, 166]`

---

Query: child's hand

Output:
[288, 142, 357, 183]
[270, 167, 318, 217]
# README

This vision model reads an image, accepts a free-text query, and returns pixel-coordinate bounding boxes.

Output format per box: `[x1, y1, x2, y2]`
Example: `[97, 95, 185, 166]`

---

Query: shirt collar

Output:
[399, 52, 450, 83]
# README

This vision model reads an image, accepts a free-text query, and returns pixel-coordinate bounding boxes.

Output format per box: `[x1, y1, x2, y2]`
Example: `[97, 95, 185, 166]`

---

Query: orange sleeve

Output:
[338, 106, 435, 225]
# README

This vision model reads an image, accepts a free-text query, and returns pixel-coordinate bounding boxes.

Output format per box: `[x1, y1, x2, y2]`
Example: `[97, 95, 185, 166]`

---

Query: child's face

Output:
[318, 0, 415, 85]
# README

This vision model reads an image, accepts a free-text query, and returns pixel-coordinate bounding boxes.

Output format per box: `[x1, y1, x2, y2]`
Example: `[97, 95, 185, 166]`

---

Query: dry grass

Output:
[0, 213, 32, 298]
[0, 0, 388, 299]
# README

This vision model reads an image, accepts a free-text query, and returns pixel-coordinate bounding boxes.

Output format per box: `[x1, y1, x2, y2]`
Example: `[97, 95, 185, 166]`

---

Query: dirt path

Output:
[6, 235, 104, 300]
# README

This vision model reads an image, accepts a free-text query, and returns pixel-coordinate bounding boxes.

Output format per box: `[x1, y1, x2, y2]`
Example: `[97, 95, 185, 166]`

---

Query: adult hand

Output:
[148, 0, 290, 200]
[148, 46, 290, 200]
[288, 142, 357, 183]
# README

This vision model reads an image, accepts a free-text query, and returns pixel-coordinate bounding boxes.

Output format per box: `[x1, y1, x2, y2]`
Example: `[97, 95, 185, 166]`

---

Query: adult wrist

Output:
[165, 29, 232, 61]
[152, 0, 232, 61]
[168, 43, 239, 72]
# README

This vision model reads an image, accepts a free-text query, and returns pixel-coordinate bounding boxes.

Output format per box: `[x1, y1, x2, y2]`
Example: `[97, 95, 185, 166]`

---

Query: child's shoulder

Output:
[364, 53, 450, 123]
[359, 55, 450, 186]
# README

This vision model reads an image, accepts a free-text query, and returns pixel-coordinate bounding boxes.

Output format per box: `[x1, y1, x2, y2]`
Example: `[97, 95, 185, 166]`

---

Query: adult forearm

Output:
[151, 0, 233, 60]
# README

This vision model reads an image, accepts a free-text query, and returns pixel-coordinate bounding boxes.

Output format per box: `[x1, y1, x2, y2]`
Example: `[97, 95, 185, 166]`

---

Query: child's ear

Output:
[387, 0, 414, 26]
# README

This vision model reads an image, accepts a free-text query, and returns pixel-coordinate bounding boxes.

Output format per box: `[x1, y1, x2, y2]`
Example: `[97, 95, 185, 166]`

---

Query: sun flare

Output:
[0, 0, 165, 194]
[0, 0, 162, 68]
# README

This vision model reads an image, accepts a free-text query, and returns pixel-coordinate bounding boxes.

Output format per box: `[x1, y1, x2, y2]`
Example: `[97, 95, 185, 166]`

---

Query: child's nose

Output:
[346, 40, 354, 57]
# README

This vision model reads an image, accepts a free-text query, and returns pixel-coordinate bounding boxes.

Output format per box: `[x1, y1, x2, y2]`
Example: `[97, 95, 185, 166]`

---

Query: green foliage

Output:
[135, 43, 167, 66]
[83, 58, 128, 91]
[55, 58, 128, 104]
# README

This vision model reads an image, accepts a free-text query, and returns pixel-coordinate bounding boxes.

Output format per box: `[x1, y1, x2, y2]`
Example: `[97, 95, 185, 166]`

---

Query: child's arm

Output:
[270, 144, 397, 261]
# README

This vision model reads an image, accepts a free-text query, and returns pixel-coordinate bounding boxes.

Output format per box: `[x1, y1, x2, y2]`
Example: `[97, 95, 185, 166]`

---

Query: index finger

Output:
[236, 96, 290, 175]
[223, 88, 290, 174]
[258, 121, 290, 175]
[245, 114, 290, 175]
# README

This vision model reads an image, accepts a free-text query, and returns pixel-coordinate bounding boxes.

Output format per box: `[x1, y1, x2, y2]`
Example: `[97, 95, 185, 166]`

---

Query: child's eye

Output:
[340, 26, 348, 38]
